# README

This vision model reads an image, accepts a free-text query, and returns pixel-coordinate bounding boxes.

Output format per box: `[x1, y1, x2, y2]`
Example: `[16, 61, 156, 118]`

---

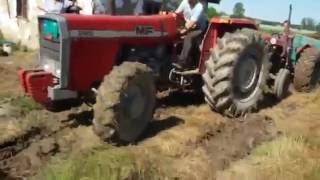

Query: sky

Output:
[211, 0, 320, 24]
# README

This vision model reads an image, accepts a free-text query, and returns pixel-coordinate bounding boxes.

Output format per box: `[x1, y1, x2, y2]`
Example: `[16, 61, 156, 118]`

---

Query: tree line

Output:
[207, 2, 245, 19]
[206, 2, 320, 33]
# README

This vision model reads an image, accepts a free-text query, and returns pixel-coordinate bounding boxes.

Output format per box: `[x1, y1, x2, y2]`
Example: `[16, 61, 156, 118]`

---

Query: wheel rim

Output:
[238, 56, 258, 92]
[276, 69, 291, 99]
[283, 72, 291, 96]
[234, 54, 260, 100]
[120, 85, 146, 120]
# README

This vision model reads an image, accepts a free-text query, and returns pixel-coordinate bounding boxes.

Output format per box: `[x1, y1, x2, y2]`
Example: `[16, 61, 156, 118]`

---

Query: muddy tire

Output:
[293, 48, 320, 92]
[274, 68, 291, 99]
[202, 29, 270, 117]
[93, 62, 156, 143]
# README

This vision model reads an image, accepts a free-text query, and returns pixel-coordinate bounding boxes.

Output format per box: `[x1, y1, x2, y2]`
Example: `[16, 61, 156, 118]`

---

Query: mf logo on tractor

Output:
[135, 26, 154, 35]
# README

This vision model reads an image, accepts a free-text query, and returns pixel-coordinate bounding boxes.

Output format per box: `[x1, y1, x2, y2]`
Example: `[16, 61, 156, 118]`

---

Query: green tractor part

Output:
[266, 4, 320, 97]
[291, 34, 320, 63]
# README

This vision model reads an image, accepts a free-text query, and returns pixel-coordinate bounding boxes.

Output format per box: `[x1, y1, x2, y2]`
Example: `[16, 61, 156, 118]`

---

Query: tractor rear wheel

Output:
[93, 62, 156, 143]
[293, 48, 320, 92]
[202, 29, 270, 117]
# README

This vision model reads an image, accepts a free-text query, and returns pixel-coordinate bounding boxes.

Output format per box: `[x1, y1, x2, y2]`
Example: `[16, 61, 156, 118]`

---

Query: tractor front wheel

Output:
[93, 62, 156, 143]
[274, 68, 291, 99]
[293, 48, 320, 92]
[202, 29, 270, 117]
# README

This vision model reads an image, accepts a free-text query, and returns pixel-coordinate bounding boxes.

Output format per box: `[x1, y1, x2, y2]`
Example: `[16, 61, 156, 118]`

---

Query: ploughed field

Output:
[0, 52, 319, 180]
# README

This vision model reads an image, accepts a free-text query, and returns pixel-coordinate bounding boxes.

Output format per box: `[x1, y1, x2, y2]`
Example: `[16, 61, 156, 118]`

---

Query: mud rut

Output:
[0, 90, 279, 180]
[0, 109, 94, 179]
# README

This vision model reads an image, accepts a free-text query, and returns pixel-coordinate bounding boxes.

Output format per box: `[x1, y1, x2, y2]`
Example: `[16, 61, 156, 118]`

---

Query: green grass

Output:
[218, 91, 320, 180]
[307, 166, 320, 180]
[218, 135, 320, 180]
[260, 24, 317, 35]
[37, 147, 138, 180]
[0, 91, 15, 101]
[9, 96, 42, 117]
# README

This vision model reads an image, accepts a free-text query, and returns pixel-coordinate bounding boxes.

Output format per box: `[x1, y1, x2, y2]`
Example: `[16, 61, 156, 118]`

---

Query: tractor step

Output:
[169, 68, 199, 86]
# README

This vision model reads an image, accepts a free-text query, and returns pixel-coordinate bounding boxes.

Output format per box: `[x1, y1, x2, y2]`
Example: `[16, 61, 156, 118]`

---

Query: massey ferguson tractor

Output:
[267, 5, 320, 98]
[18, 0, 272, 142]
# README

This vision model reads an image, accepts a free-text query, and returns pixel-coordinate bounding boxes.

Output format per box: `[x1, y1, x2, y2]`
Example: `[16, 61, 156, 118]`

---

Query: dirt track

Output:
[0, 91, 277, 179]
[0, 52, 318, 180]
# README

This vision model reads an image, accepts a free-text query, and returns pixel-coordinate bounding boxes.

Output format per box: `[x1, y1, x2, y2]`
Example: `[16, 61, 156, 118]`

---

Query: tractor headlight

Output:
[270, 37, 277, 45]
[44, 64, 50, 71]
[42, 57, 61, 78]
[56, 69, 61, 76]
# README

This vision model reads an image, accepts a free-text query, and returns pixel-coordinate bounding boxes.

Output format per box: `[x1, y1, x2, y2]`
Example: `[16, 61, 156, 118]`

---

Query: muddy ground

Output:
[0, 52, 318, 180]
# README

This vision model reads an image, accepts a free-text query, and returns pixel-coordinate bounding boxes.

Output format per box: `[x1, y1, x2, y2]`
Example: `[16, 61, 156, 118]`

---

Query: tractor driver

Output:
[173, 0, 207, 69]
[281, 20, 294, 38]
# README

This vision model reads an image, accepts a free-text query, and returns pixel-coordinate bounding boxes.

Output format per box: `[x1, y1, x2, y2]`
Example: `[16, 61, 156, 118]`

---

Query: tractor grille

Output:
[40, 39, 60, 62]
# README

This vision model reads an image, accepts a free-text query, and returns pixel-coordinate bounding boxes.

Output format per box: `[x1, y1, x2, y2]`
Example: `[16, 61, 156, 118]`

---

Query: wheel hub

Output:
[120, 85, 145, 120]
[237, 55, 258, 93]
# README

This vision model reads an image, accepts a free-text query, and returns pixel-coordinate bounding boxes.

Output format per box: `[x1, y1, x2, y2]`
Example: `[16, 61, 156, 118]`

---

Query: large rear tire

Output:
[293, 48, 320, 92]
[93, 62, 156, 143]
[202, 29, 270, 117]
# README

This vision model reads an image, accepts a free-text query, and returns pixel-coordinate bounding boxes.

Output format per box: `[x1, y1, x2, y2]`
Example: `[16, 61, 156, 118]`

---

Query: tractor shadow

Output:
[65, 110, 93, 127]
[157, 90, 205, 108]
[257, 90, 293, 111]
[138, 116, 185, 142]
[133, 90, 201, 143]
[64, 109, 185, 145]
[111, 117, 184, 146]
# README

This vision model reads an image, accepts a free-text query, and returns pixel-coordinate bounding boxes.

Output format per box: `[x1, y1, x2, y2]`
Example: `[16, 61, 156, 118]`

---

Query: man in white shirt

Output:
[38, 0, 73, 14]
[92, 0, 107, 14]
[174, 0, 207, 69]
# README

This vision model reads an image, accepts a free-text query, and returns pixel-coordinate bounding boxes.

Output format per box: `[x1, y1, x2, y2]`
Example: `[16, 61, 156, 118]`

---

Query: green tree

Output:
[316, 23, 320, 32]
[232, 2, 245, 18]
[207, 7, 219, 19]
[301, 17, 316, 30]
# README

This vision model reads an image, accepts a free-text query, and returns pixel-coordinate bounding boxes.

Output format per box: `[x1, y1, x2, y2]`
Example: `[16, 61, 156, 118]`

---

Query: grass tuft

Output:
[37, 148, 137, 180]
[9, 96, 42, 117]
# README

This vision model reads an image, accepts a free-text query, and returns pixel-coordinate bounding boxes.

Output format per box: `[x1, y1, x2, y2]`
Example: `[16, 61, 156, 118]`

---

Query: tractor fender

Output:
[296, 44, 314, 58]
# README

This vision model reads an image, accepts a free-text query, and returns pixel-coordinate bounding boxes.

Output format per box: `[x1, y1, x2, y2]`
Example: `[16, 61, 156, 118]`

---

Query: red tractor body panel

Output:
[18, 13, 258, 106]
[64, 14, 178, 43]
[69, 38, 120, 91]
[64, 14, 178, 91]
[198, 17, 257, 73]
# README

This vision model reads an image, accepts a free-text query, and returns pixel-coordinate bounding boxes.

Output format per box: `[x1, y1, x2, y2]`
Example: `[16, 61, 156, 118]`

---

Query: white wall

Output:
[0, 0, 93, 50]
[0, 0, 180, 50]
[0, 0, 45, 50]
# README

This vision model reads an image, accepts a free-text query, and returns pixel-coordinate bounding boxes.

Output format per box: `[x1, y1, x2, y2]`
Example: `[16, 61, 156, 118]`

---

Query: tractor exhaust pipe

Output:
[288, 4, 292, 27]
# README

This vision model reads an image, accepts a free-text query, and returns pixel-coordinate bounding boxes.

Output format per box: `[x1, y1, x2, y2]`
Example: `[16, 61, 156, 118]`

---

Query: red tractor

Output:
[267, 5, 320, 97]
[18, 2, 270, 142]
